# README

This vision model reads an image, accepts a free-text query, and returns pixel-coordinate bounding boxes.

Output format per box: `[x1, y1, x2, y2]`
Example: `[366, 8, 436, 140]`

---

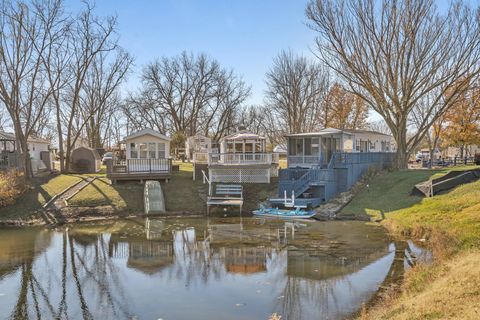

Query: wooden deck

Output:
[106, 159, 172, 182]
[207, 184, 243, 214]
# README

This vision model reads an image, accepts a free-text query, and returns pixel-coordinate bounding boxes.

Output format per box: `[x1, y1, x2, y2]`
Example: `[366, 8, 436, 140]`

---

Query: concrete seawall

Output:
[144, 181, 166, 214]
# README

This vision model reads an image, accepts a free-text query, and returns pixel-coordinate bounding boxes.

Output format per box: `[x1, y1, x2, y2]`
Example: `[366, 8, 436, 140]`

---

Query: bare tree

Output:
[53, 3, 125, 172]
[0, 0, 64, 178]
[367, 119, 392, 136]
[127, 51, 250, 141]
[264, 50, 329, 138]
[82, 49, 132, 149]
[307, 0, 480, 168]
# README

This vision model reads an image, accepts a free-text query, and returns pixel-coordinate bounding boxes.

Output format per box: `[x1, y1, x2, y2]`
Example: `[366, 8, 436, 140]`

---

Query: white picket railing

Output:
[208, 153, 278, 165]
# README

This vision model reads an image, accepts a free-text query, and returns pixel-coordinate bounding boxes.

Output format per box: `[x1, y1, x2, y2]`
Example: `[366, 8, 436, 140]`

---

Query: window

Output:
[295, 138, 303, 155]
[311, 138, 320, 156]
[148, 142, 156, 158]
[158, 143, 166, 158]
[227, 142, 234, 153]
[304, 138, 312, 156]
[288, 138, 296, 155]
[245, 143, 253, 153]
[235, 142, 243, 153]
[130, 143, 138, 158]
[355, 139, 360, 151]
[139, 143, 148, 159]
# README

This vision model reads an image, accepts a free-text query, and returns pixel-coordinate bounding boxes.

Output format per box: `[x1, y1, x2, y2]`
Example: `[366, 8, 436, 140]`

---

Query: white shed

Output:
[125, 128, 171, 160]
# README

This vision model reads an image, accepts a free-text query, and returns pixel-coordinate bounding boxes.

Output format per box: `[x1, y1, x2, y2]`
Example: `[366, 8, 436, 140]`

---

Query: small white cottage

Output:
[0, 131, 51, 160]
[125, 128, 171, 160]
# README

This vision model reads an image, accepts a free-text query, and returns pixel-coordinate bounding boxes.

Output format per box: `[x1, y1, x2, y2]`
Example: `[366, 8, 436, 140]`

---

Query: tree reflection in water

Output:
[0, 218, 395, 320]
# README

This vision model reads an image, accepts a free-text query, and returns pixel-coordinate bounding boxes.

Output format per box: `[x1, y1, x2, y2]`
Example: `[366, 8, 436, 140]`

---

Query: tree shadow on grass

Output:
[0, 174, 82, 222]
[92, 179, 143, 213]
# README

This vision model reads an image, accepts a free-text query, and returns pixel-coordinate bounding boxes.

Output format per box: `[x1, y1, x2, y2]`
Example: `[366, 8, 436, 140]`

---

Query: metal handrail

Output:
[202, 170, 212, 196]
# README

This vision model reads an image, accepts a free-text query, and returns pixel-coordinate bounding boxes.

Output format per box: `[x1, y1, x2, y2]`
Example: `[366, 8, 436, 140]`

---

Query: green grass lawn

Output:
[2, 161, 278, 220]
[0, 173, 84, 221]
[341, 165, 480, 219]
[384, 179, 480, 249]
[68, 162, 207, 213]
[346, 165, 480, 319]
[68, 178, 144, 213]
[160, 161, 206, 212]
[340, 165, 480, 249]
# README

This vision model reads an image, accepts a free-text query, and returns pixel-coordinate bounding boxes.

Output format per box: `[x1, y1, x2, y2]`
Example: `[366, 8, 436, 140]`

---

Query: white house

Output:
[125, 128, 171, 160]
[107, 128, 172, 182]
[207, 130, 280, 183]
[186, 134, 214, 163]
[0, 131, 50, 160]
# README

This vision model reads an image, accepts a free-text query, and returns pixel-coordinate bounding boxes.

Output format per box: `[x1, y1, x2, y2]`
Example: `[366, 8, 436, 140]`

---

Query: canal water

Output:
[0, 218, 396, 320]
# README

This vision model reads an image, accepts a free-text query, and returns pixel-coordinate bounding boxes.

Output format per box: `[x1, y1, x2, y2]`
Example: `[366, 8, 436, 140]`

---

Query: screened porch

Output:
[287, 134, 344, 168]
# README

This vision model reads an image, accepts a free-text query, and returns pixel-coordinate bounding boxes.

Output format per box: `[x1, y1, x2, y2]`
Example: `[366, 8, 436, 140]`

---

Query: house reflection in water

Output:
[108, 220, 175, 275]
[102, 218, 393, 282]
[0, 219, 398, 320]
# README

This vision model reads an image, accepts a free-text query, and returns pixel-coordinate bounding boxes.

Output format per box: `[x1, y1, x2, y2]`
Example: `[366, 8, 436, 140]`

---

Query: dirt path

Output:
[42, 176, 97, 225]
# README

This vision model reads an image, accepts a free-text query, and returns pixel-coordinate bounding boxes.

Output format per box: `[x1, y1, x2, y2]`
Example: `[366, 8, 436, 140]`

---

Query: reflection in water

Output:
[0, 218, 395, 320]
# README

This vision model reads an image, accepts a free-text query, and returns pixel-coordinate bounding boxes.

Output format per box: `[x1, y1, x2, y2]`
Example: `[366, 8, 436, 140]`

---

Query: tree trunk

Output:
[13, 123, 34, 179]
[56, 109, 65, 173]
[395, 147, 409, 169]
[394, 126, 409, 169]
[65, 142, 71, 172]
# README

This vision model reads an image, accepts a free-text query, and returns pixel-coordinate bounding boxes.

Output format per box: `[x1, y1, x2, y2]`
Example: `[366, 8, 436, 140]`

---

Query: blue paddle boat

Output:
[252, 206, 316, 219]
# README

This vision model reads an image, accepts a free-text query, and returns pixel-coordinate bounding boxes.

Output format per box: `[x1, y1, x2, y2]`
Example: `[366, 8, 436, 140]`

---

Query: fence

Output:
[0, 152, 22, 170]
[110, 158, 172, 174]
[208, 153, 279, 165]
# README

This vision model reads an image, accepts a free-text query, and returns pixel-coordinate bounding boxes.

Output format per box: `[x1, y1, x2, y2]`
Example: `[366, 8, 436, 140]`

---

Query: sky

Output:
[64, 0, 316, 106]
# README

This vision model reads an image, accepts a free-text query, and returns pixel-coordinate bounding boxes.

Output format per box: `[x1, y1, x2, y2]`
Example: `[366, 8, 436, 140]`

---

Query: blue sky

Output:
[65, 0, 315, 105]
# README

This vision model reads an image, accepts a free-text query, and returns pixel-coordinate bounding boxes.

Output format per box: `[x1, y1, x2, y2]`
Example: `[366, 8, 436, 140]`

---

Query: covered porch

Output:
[213, 130, 278, 166]
[286, 130, 353, 168]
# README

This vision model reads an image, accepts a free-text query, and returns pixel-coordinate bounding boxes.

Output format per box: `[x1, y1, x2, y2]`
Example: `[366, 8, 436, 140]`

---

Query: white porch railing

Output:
[193, 152, 209, 163]
[208, 153, 278, 165]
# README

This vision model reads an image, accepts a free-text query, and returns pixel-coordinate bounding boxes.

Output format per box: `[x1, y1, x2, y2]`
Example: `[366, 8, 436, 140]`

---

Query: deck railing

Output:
[192, 152, 209, 163]
[208, 153, 278, 165]
[108, 158, 172, 174]
[287, 155, 321, 165]
[332, 152, 395, 166]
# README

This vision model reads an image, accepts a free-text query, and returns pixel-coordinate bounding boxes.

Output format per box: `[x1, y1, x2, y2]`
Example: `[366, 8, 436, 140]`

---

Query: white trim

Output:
[124, 128, 171, 141]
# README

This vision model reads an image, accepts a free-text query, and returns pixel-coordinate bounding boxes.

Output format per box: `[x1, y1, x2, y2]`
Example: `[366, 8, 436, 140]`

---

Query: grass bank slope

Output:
[340, 166, 480, 319]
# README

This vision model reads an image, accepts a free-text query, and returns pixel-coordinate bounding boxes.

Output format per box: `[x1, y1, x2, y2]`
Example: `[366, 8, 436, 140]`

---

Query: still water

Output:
[0, 218, 396, 320]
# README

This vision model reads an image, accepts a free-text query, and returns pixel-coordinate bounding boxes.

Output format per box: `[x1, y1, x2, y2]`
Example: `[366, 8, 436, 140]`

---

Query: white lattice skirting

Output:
[209, 168, 271, 183]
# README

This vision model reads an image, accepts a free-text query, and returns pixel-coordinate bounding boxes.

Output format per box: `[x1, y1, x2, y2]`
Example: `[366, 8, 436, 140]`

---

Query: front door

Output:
[321, 137, 339, 167]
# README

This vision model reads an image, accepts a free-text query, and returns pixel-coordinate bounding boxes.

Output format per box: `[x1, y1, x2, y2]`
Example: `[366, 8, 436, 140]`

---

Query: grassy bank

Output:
[340, 166, 480, 319]
[66, 162, 276, 215]
[0, 173, 83, 222]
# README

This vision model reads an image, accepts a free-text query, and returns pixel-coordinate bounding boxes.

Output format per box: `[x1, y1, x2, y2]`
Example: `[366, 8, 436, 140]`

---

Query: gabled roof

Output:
[124, 128, 171, 141]
[221, 130, 266, 141]
[344, 129, 391, 137]
[0, 131, 51, 144]
[285, 127, 392, 138]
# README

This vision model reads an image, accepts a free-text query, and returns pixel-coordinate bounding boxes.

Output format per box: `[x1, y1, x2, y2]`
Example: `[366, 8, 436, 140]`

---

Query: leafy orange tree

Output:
[322, 83, 368, 129]
[441, 82, 480, 157]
